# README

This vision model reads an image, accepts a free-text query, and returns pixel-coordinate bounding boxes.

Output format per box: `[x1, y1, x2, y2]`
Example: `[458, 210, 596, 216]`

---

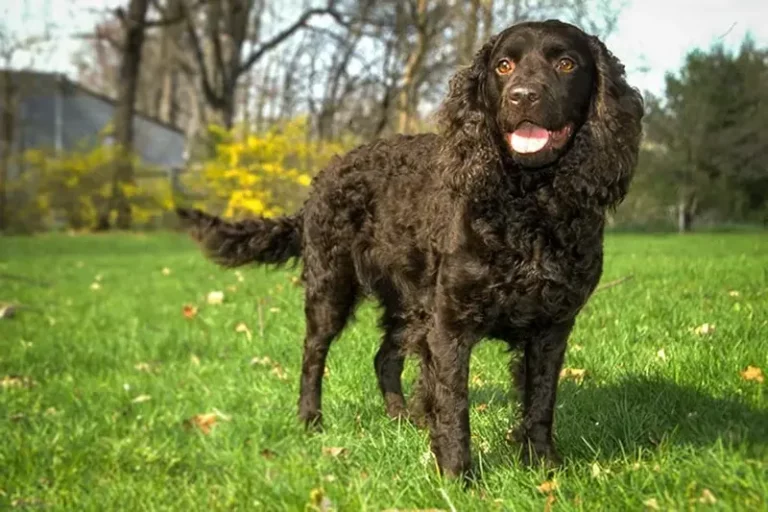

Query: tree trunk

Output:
[397, 0, 429, 134]
[0, 69, 16, 232]
[100, 0, 150, 230]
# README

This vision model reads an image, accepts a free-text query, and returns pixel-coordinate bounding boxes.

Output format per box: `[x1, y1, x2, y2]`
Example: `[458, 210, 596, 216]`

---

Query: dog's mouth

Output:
[506, 122, 572, 155]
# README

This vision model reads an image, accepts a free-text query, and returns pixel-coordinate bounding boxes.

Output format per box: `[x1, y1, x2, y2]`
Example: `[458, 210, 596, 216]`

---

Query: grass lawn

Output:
[1, 232, 767, 511]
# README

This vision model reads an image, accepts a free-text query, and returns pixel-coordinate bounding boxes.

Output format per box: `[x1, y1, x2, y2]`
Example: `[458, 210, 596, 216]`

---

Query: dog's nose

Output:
[509, 86, 540, 106]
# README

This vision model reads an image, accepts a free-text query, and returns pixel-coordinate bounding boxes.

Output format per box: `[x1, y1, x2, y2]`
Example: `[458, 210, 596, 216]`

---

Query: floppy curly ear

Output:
[437, 37, 501, 194]
[583, 35, 644, 207]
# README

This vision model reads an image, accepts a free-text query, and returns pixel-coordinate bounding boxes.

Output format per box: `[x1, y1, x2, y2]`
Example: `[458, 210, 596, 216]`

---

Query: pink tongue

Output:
[509, 124, 550, 154]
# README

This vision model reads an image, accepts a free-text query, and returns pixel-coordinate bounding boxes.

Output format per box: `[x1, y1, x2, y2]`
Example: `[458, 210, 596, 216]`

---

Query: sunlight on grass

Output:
[1, 233, 766, 510]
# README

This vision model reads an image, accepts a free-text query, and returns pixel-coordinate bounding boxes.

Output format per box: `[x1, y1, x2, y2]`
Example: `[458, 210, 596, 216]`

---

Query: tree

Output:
[642, 40, 768, 231]
[99, 0, 152, 230]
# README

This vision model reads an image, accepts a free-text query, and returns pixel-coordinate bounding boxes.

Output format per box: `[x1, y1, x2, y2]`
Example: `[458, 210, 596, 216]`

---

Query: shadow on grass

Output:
[474, 376, 768, 473]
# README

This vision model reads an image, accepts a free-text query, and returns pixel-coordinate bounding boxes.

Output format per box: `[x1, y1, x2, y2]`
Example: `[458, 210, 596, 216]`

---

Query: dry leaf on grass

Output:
[322, 446, 348, 457]
[260, 448, 277, 459]
[291, 276, 301, 286]
[269, 307, 281, 313]
[656, 348, 667, 361]
[475, 403, 488, 413]
[271, 365, 288, 380]
[182, 305, 198, 319]
[560, 368, 587, 384]
[643, 498, 660, 510]
[134, 362, 156, 373]
[544, 493, 556, 512]
[187, 413, 217, 434]
[740, 365, 764, 383]
[698, 488, 717, 504]
[184, 410, 231, 435]
[0, 304, 17, 319]
[207, 291, 225, 305]
[190, 354, 201, 366]
[693, 323, 716, 336]
[131, 394, 152, 404]
[570, 344, 584, 352]
[537, 480, 559, 493]
[90, 282, 102, 291]
[308, 488, 334, 512]
[727, 290, 740, 297]
[235, 322, 252, 341]
[1, 375, 36, 389]
[250, 356, 273, 366]
[161, 267, 172, 276]
[235, 271, 245, 283]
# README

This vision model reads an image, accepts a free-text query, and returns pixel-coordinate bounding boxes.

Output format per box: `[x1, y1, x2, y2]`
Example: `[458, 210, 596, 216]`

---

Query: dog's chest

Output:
[447, 200, 604, 327]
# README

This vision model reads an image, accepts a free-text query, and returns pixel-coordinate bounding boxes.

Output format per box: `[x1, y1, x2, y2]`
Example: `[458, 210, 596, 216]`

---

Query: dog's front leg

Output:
[513, 319, 574, 468]
[421, 311, 475, 479]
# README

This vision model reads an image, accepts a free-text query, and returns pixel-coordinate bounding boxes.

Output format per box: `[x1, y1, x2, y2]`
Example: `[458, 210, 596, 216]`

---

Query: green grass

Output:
[1, 232, 767, 511]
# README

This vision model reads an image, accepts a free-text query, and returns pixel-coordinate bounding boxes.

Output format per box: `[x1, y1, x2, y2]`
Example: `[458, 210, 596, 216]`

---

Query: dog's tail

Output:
[176, 208, 302, 268]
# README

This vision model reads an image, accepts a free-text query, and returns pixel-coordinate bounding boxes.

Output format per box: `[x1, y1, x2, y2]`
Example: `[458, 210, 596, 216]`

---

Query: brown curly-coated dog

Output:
[178, 19, 643, 478]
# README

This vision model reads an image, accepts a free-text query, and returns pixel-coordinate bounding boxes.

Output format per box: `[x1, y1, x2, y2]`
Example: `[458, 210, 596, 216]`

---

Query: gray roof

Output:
[3, 70, 186, 170]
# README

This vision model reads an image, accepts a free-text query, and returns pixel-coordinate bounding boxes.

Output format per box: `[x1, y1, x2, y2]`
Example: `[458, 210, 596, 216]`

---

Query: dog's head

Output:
[438, 20, 644, 206]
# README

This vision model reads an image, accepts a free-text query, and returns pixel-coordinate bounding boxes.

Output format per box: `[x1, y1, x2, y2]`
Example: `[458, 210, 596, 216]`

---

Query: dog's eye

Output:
[495, 59, 515, 75]
[556, 57, 576, 72]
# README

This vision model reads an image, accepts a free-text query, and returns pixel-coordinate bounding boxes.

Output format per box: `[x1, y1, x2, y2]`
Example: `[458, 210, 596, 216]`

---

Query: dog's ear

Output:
[583, 35, 644, 207]
[437, 36, 501, 194]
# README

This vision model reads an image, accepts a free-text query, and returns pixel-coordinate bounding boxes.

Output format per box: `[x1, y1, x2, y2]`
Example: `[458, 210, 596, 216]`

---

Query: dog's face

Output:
[483, 21, 597, 168]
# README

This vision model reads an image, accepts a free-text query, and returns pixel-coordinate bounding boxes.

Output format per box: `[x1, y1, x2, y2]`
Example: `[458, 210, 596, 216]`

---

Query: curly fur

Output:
[178, 19, 643, 478]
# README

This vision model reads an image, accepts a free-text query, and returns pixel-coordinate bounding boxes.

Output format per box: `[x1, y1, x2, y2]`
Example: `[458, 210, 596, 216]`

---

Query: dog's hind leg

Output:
[297, 259, 358, 429]
[374, 311, 407, 419]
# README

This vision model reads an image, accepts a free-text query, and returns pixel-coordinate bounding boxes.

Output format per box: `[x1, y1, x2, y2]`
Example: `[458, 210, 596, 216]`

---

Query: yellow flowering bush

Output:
[10, 144, 173, 231]
[190, 118, 353, 218]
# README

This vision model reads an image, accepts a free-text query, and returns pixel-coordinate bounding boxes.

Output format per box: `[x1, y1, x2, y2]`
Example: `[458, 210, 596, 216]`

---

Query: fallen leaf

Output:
[11, 412, 25, 422]
[90, 282, 101, 291]
[161, 267, 172, 276]
[260, 448, 277, 459]
[560, 368, 587, 384]
[134, 362, 154, 373]
[190, 354, 201, 366]
[571, 344, 584, 352]
[693, 323, 716, 336]
[235, 271, 245, 283]
[656, 348, 667, 361]
[308, 487, 334, 512]
[590, 461, 603, 478]
[323, 474, 336, 482]
[250, 356, 273, 366]
[471, 374, 485, 386]
[698, 488, 717, 504]
[131, 394, 152, 404]
[728, 290, 740, 297]
[291, 276, 301, 286]
[643, 498, 660, 510]
[187, 413, 218, 434]
[271, 364, 288, 380]
[235, 322, 252, 341]
[537, 480, 559, 493]
[544, 493, 556, 512]
[182, 305, 198, 319]
[0, 305, 16, 319]
[322, 446, 348, 457]
[475, 403, 488, 413]
[1, 375, 36, 389]
[44, 407, 58, 416]
[269, 307, 280, 313]
[740, 365, 764, 383]
[207, 291, 225, 305]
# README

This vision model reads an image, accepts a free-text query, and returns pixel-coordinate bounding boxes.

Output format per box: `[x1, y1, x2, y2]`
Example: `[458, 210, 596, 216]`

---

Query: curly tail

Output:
[176, 208, 302, 268]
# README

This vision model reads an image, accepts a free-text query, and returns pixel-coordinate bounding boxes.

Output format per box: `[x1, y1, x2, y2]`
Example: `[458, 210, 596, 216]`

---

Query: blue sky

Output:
[2, 0, 767, 97]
